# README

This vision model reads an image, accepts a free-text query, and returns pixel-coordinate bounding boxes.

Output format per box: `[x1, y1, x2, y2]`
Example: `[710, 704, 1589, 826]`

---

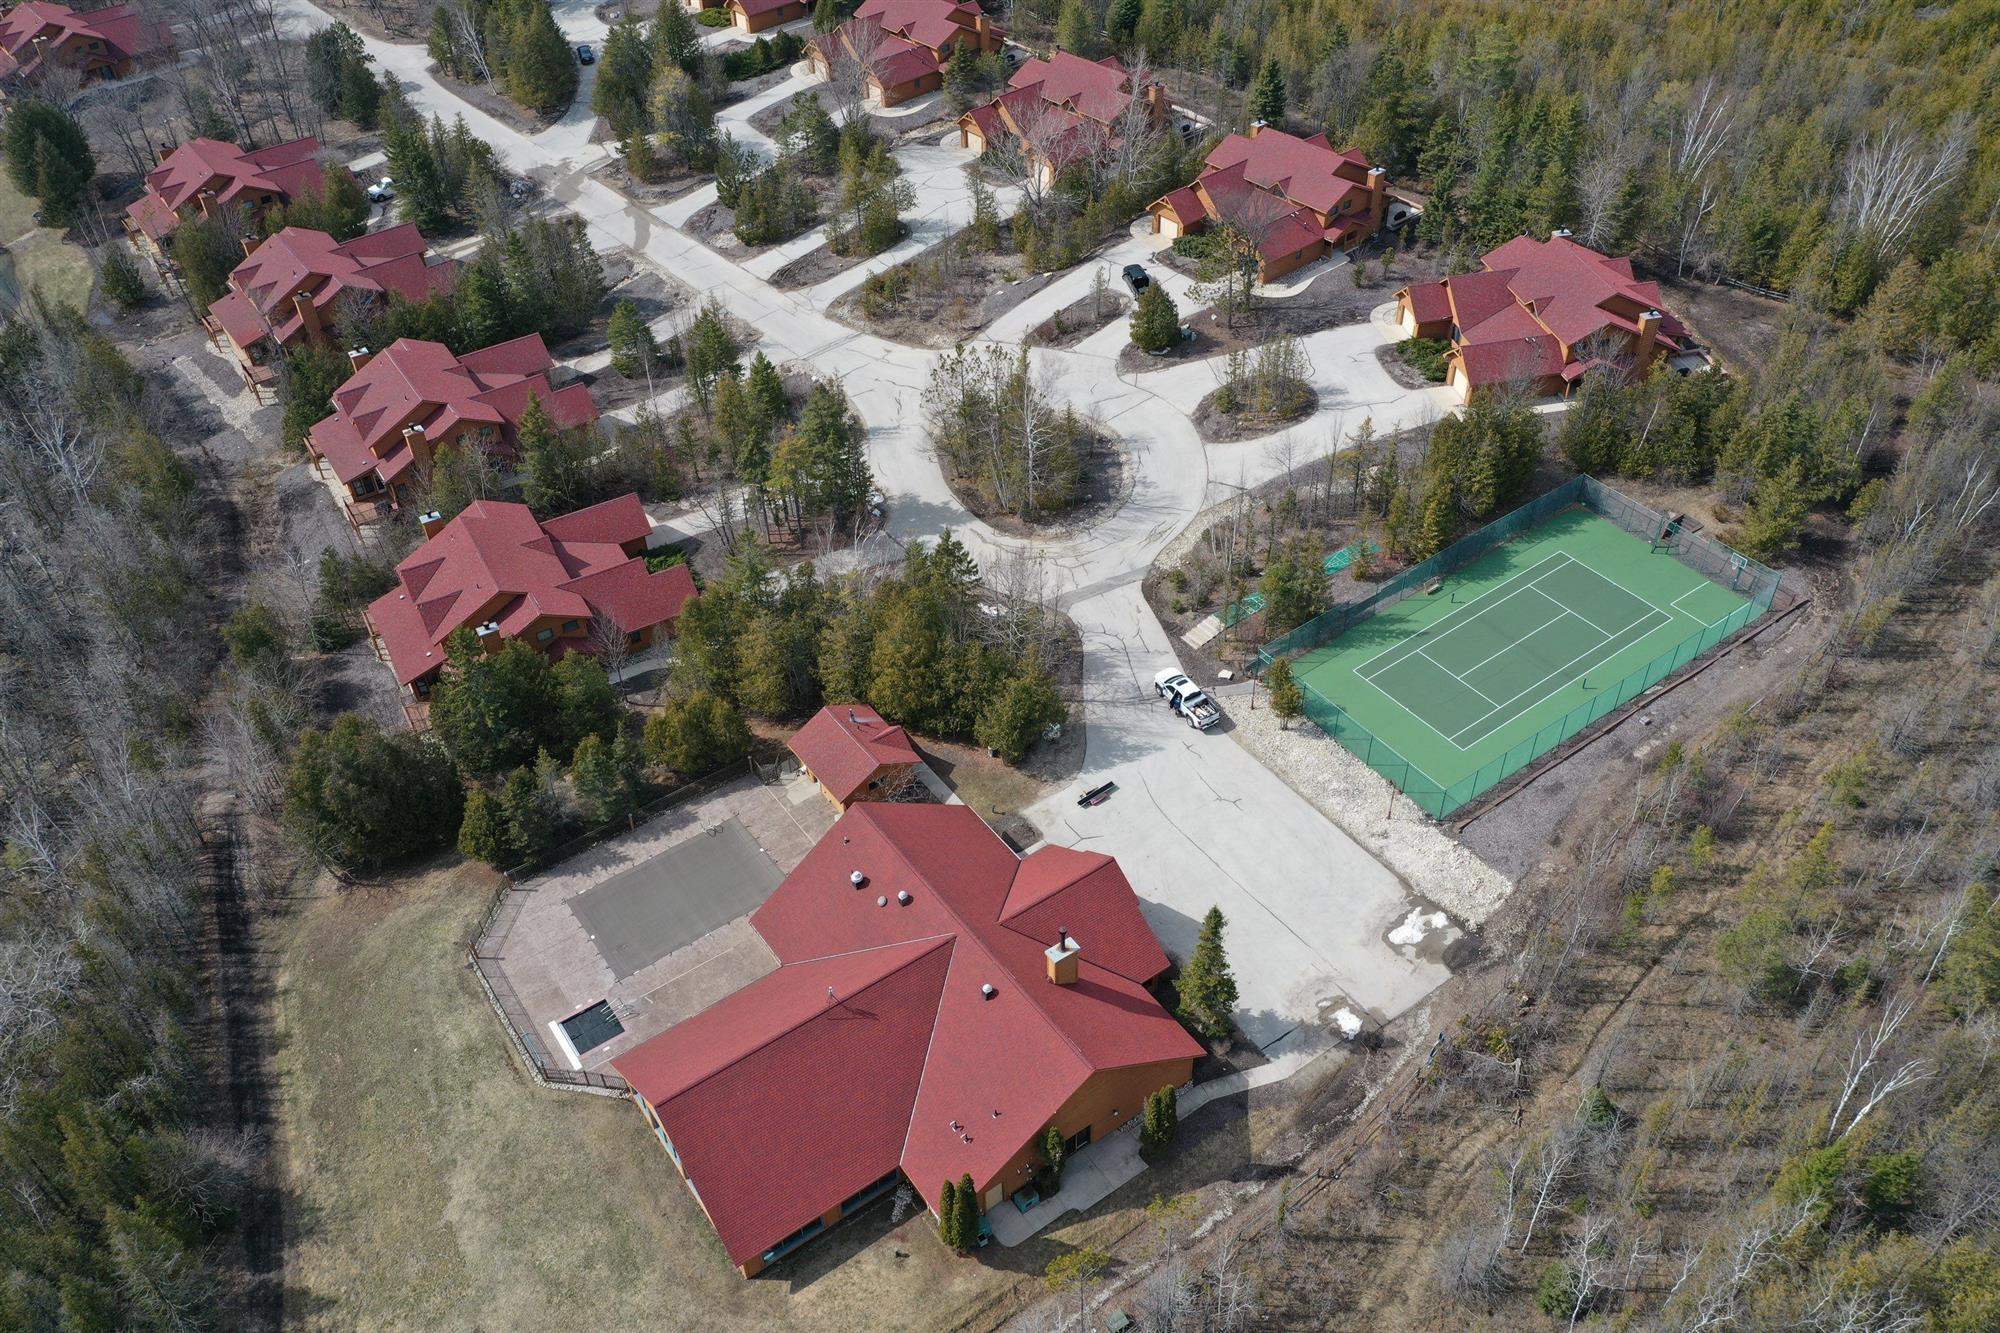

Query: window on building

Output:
[628, 630, 643, 644]
[761, 1216, 826, 1265]
[562, 619, 580, 633]
[839, 1169, 901, 1216]
[536, 628, 555, 642]
[1063, 1125, 1092, 1155]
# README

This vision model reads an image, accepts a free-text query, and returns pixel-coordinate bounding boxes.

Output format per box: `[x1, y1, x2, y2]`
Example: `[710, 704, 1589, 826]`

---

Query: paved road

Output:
[270, 0, 1477, 1050]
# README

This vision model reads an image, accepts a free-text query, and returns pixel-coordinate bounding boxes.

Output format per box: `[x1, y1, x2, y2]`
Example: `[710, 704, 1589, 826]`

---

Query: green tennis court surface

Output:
[1294, 508, 1751, 807]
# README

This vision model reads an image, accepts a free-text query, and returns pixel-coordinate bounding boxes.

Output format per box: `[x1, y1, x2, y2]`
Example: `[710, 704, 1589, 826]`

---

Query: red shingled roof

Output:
[1437, 234, 1691, 389]
[788, 704, 921, 804]
[1153, 129, 1381, 264]
[365, 495, 693, 685]
[307, 334, 595, 488]
[0, 2, 170, 78]
[206, 225, 456, 352]
[614, 804, 1198, 1270]
[124, 137, 333, 241]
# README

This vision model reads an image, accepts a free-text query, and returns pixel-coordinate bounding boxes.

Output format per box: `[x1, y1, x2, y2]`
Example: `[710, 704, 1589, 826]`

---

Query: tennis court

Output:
[1291, 504, 1759, 813]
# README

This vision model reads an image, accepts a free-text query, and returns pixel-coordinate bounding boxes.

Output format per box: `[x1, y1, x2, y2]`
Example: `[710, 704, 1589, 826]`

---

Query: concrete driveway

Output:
[1023, 580, 1450, 1056]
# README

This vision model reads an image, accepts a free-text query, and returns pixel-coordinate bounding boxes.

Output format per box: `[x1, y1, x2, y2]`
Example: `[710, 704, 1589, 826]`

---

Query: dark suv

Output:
[1121, 263, 1151, 294]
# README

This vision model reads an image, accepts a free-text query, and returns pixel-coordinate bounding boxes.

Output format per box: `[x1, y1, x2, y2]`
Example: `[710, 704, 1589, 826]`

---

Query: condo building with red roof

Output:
[957, 50, 1165, 181]
[1396, 231, 1705, 401]
[0, 1, 170, 91]
[788, 703, 923, 810]
[613, 802, 1201, 1276]
[305, 334, 596, 530]
[1149, 124, 1393, 283]
[203, 225, 458, 396]
[808, 0, 1003, 107]
[723, 0, 808, 32]
[123, 137, 348, 254]
[365, 494, 697, 720]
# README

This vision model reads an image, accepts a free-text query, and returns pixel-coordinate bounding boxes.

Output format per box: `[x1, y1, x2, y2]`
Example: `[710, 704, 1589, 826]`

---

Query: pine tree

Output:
[954, 1172, 979, 1249]
[1107, 0, 1143, 45]
[939, 1179, 962, 1250]
[1138, 1085, 1178, 1158]
[1265, 657, 1303, 729]
[608, 299, 659, 379]
[499, 765, 557, 858]
[1177, 905, 1238, 1040]
[1040, 1125, 1066, 1189]
[506, 0, 580, 114]
[3, 100, 93, 219]
[458, 785, 516, 863]
[1415, 483, 1454, 559]
[456, 248, 514, 347]
[1130, 280, 1181, 353]
[1056, 0, 1094, 55]
[1248, 57, 1286, 125]
[99, 246, 148, 310]
[812, 0, 841, 33]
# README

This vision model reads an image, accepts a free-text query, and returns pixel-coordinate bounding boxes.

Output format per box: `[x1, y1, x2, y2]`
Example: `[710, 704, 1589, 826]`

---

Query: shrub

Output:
[1534, 1261, 1578, 1317]
[1398, 336, 1451, 382]
[1170, 232, 1216, 261]
[696, 6, 731, 23]
[1130, 280, 1181, 354]
[99, 247, 148, 309]
[285, 715, 465, 871]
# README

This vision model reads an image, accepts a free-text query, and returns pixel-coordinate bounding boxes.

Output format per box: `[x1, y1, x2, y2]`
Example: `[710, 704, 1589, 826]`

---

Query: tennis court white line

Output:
[1352, 550, 1578, 679]
[1416, 646, 1501, 708]
[1668, 584, 1712, 618]
[1447, 608, 1669, 749]
[1451, 597, 1574, 679]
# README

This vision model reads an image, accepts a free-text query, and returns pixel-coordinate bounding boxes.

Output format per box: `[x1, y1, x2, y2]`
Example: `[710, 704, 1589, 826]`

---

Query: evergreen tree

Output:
[1177, 905, 1238, 1040]
[954, 1172, 979, 1249]
[571, 732, 641, 825]
[1415, 483, 1454, 559]
[643, 691, 752, 773]
[1130, 280, 1181, 353]
[654, 0, 704, 70]
[455, 248, 514, 347]
[499, 764, 558, 858]
[552, 653, 622, 750]
[519, 391, 597, 516]
[506, 0, 581, 114]
[1265, 656, 1303, 728]
[1248, 57, 1286, 125]
[1138, 1085, 1178, 1158]
[609, 299, 660, 379]
[593, 14, 656, 134]
[812, 0, 842, 31]
[170, 214, 242, 309]
[1737, 458, 1811, 560]
[1107, 0, 1142, 45]
[3, 101, 94, 225]
[1040, 1125, 1066, 1189]
[1056, 0, 1095, 55]
[938, 1178, 962, 1250]
[99, 247, 148, 310]
[279, 343, 353, 451]
[284, 714, 465, 871]
[974, 664, 1066, 761]
[429, 635, 568, 776]
[458, 785, 516, 863]
[684, 300, 741, 414]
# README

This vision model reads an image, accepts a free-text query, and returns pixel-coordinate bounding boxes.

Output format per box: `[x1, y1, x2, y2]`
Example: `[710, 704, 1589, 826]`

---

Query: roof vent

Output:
[950, 1120, 962, 1132]
[897, 890, 912, 905]
[981, 983, 996, 999]
[991, 1108, 1001, 1118]
[850, 870, 867, 888]
[876, 895, 888, 907]
[475, 622, 500, 637]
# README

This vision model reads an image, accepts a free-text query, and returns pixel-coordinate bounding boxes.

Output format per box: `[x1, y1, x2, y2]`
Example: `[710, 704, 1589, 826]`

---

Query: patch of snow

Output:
[1388, 909, 1450, 947]
[1332, 1007, 1364, 1038]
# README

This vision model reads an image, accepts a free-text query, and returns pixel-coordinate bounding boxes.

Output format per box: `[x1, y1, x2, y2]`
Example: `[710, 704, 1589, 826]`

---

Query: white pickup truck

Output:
[1154, 670, 1222, 730]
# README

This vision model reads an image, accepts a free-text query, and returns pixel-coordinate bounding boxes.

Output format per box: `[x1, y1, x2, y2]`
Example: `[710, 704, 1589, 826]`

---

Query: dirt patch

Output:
[594, 155, 714, 204]
[320, 0, 432, 40]
[827, 228, 1037, 346]
[768, 224, 907, 290]
[1190, 378, 1316, 443]
[431, 66, 570, 135]
[941, 423, 1130, 537]
[1026, 288, 1131, 348]
[1658, 273, 1789, 377]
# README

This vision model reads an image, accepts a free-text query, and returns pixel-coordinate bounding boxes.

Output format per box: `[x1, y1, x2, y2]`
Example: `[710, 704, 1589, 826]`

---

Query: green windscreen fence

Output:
[1256, 476, 1781, 818]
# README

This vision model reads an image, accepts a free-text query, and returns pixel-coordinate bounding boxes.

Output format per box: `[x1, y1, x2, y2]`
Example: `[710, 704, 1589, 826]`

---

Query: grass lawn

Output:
[271, 861, 1026, 1331]
[0, 173, 92, 311]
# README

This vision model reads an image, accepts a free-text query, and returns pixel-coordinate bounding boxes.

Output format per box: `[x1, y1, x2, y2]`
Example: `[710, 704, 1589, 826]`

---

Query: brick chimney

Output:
[1635, 309, 1663, 367]
[291, 287, 321, 339]
[401, 421, 428, 463]
[1248, 119, 1266, 138]
[1045, 929, 1080, 986]
[347, 346, 373, 374]
[1551, 227, 1573, 241]
[418, 509, 447, 539]
[1366, 166, 1387, 222]
[474, 621, 503, 653]
[239, 235, 259, 259]
[1144, 82, 1166, 125]
[196, 188, 216, 218]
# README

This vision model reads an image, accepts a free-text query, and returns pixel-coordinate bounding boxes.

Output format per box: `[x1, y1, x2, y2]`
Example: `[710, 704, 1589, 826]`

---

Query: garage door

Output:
[1158, 214, 1181, 238]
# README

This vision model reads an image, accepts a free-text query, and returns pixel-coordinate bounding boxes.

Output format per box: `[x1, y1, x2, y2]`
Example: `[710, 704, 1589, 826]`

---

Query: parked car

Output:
[1121, 263, 1151, 295]
[1153, 671, 1221, 730]
[365, 177, 394, 203]
[576, 43, 596, 64]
